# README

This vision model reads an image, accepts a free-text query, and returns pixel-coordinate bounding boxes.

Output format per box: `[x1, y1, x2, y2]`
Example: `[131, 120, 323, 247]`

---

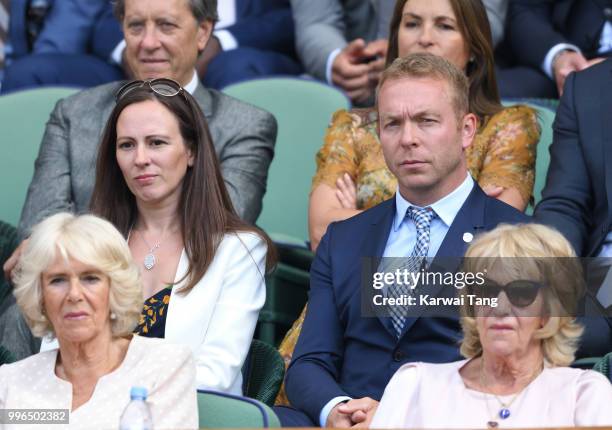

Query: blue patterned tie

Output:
[388, 206, 436, 337]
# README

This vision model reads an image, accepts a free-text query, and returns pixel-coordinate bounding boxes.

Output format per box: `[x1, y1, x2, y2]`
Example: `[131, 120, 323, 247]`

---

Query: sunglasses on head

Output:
[471, 279, 543, 308]
[116, 78, 186, 102]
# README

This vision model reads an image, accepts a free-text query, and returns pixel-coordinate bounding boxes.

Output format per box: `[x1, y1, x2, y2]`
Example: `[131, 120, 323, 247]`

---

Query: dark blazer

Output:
[508, 0, 612, 68]
[285, 185, 528, 423]
[228, 0, 296, 58]
[534, 60, 612, 357]
[534, 59, 612, 257]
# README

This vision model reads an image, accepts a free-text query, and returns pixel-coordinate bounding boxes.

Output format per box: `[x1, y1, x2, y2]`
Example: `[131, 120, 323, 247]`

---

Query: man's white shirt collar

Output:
[393, 173, 474, 231]
[184, 71, 199, 94]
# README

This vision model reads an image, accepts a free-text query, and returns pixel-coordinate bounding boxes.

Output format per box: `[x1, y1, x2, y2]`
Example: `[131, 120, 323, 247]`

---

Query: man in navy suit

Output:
[275, 53, 528, 427]
[534, 59, 612, 356]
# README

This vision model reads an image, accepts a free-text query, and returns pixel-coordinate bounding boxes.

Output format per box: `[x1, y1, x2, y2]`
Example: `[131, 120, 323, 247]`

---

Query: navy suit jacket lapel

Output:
[361, 199, 397, 338]
[399, 185, 487, 336]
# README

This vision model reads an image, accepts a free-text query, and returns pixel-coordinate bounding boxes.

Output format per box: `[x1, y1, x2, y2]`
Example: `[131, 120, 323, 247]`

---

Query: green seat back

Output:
[593, 353, 612, 379]
[197, 390, 281, 428]
[0, 87, 80, 226]
[242, 339, 285, 406]
[531, 106, 555, 213]
[501, 100, 556, 215]
[0, 345, 16, 366]
[223, 78, 350, 245]
[260, 262, 310, 346]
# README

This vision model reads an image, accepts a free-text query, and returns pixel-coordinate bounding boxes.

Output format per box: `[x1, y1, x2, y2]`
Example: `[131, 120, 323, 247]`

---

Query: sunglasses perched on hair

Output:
[470, 279, 543, 308]
[116, 78, 186, 102]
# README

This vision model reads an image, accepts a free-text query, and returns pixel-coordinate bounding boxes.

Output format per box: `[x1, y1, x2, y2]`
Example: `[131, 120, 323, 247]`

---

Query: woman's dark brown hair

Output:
[386, 0, 502, 124]
[90, 84, 275, 293]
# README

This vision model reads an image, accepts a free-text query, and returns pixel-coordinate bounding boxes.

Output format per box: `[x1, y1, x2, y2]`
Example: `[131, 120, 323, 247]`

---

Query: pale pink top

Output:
[371, 359, 612, 429]
[0, 335, 198, 430]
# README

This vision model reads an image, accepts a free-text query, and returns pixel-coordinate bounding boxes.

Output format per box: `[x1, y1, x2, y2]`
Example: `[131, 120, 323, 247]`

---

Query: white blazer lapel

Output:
[164, 249, 190, 340]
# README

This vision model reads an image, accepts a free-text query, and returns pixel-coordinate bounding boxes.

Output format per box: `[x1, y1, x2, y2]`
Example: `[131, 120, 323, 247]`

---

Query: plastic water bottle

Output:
[119, 386, 153, 430]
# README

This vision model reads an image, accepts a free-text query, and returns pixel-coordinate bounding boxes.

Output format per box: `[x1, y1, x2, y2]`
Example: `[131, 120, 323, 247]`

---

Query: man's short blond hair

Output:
[13, 213, 143, 338]
[377, 53, 470, 121]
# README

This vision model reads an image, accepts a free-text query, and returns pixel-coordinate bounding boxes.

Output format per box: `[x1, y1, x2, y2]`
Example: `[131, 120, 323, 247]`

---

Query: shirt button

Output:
[393, 350, 405, 362]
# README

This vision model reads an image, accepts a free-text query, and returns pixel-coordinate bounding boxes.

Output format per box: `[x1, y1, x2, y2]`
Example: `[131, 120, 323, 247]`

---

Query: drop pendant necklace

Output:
[480, 359, 542, 428]
[137, 230, 162, 270]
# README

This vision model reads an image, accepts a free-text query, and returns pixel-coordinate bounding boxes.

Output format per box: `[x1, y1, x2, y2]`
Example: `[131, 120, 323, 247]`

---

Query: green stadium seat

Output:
[242, 339, 285, 406]
[592, 354, 611, 378]
[0, 345, 15, 366]
[0, 87, 80, 226]
[197, 389, 280, 428]
[223, 77, 350, 246]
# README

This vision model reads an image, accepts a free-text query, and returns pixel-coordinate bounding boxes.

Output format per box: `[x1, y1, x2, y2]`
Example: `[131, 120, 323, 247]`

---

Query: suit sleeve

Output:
[285, 223, 349, 423]
[534, 72, 591, 255]
[33, 0, 107, 54]
[507, 0, 569, 69]
[225, 1, 296, 57]
[290, 0, 348, 80]
[18, 98, 74, 240]
[218, 107, 276, 224]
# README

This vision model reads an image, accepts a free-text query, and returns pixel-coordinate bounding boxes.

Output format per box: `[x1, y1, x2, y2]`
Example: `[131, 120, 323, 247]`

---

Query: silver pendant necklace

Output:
[138, 231, 162, 270]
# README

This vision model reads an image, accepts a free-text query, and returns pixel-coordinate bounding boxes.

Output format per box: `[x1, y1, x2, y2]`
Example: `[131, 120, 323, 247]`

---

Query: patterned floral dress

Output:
[135, 286, 173, 338]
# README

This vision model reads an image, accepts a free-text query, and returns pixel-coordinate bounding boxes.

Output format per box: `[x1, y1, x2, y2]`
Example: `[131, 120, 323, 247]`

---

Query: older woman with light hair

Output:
[0, 213, 197, 429]
[372, 223, 612, 429]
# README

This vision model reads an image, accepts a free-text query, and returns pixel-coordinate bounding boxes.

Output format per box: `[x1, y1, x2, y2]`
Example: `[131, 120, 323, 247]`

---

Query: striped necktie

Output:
[388, 206, 436, 337]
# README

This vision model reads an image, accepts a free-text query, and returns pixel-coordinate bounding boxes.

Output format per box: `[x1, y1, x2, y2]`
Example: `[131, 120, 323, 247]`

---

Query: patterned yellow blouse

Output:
[275, 105, 540, 406]
[312, 104, 540, 206]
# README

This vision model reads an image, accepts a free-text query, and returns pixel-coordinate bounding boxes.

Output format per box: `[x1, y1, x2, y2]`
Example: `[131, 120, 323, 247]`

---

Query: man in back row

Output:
[275, 53, 527, 427]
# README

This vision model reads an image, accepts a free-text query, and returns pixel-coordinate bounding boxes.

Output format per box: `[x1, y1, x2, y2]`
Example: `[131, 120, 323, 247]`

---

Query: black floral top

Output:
[135, 286, 172, 338]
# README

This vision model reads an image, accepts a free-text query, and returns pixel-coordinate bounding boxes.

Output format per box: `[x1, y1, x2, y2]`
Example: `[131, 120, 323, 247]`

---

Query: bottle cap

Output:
[130, 386, 148, 400]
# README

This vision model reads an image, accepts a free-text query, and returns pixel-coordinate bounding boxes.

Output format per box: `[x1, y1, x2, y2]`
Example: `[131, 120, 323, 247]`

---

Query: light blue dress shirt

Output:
[383, 174, 474, 258]
[318, 173, 475, 426]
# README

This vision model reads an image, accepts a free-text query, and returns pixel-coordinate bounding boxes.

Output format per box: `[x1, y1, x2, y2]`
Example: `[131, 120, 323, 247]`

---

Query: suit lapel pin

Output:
[462, 232, 474, 243]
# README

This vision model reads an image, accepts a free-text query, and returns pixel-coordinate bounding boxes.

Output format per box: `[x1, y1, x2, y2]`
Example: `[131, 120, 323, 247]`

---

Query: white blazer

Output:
[41, 231, 267, 396]
[167, 231, 267, 394]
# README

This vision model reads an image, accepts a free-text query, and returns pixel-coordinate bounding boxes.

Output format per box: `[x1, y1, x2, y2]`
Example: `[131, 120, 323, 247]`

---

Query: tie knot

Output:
[408, 206, 435, 229]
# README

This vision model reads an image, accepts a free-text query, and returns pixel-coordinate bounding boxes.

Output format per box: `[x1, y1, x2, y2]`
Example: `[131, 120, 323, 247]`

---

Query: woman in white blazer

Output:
[88, 78, 274, 394]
